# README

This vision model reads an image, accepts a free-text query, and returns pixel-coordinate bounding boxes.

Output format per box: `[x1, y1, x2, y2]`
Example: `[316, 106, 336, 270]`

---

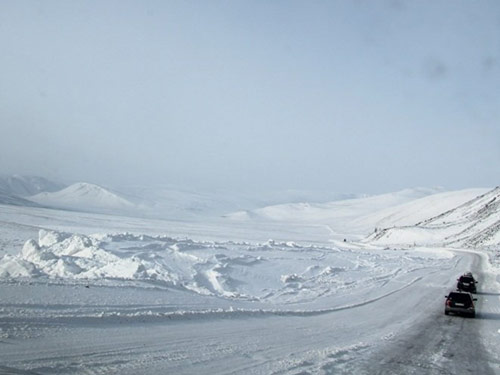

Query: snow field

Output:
[1, 186, 500, 374]
[0, 225, 458, 354]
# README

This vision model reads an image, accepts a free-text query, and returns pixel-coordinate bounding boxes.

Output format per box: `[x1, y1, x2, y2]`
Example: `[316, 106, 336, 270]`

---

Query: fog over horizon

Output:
[1, 1, 499, 195]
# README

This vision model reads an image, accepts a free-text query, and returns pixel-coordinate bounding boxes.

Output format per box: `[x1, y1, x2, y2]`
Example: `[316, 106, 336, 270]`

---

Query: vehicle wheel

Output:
[445, 311, 449, 315]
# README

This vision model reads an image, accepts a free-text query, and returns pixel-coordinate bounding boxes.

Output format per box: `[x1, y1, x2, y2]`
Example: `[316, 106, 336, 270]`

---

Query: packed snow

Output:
[1, 183, 499, 374]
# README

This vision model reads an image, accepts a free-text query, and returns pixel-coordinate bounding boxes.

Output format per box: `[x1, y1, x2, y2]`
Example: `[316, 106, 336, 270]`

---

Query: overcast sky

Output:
[1, 0, 499, 194]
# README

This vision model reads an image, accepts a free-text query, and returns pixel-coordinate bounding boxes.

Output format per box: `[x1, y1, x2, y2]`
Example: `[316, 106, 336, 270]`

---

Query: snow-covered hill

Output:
[2, 175, 493, 246]
[225, 188, 450, 234]
[116, 186, 366, 220]
[369, 187, 500, 247]
[0, 188, 41, 207]
[29, 182, 137, 214]
[0, 175, 366, 219]
[351, 188, 489, 233]
[120, 186, 254, 219]
[0, 175, 64, 196]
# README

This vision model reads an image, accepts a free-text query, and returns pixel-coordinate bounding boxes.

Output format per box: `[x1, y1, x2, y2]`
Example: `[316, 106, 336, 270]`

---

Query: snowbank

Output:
[0, 229, 455, 309]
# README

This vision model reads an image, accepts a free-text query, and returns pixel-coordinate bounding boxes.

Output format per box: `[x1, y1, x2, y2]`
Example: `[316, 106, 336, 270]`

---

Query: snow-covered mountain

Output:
[0, 188, 41, 207]
[2, 174, 494, 246]
[29, 182, 137, 214]
[369, 187, 500, 247]
[0, 175, 65, 197]
[0, 175, 61, 208]
[0, 175, 366, 219]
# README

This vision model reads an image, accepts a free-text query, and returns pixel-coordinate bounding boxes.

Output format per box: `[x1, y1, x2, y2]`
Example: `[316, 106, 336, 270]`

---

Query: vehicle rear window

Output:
[460, 277, 474, 283]
[449, 293, 472, 304]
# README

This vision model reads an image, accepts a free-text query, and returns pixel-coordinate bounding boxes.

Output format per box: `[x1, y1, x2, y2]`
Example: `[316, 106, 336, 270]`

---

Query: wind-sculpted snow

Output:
[0, 230, 452, 309]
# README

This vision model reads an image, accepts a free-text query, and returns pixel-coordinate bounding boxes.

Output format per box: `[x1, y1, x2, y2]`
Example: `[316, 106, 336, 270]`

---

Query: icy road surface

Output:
[0, 228, 499, 374]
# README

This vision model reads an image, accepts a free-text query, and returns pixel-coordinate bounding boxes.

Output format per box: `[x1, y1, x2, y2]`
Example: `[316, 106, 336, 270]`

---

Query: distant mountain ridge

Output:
[0, 175, 65, 197]
[0, 175, 64, 208]
[0, 187, 41, 207]
[0, 175, 372, 219]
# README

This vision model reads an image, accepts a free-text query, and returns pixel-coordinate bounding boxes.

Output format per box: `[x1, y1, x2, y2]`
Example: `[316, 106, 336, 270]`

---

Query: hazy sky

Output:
[1, 0, 499, 194]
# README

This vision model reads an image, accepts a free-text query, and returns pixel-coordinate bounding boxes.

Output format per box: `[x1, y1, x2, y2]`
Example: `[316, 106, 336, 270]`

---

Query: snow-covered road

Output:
[1, 249, 498, 374]
[354, 251, 500, 375]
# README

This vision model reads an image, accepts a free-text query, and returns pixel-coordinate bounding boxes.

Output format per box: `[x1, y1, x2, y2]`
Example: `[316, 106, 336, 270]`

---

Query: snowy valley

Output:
[0, 178, 499, 374]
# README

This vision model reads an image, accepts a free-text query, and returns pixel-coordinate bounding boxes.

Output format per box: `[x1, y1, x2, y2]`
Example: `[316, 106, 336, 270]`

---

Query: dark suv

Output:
[457, 272, 477, 293]
[445, 291, 477, 317]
